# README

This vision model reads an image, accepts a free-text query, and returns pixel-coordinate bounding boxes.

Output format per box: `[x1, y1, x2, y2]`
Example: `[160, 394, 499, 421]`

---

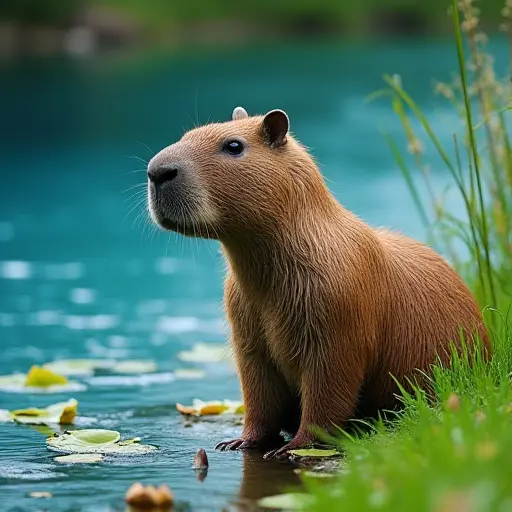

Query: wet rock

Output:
[192, 448, 209, 470]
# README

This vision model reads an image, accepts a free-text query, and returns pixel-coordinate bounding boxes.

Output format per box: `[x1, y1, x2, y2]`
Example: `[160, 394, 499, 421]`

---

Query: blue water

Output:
[0, 37, 508, 511]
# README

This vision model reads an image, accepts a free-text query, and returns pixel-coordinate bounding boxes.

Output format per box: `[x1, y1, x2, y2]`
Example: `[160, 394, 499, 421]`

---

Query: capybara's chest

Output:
[260, 304, 313, 387]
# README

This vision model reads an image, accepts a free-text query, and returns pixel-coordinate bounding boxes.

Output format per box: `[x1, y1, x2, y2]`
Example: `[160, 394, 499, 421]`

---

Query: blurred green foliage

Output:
[0, 0, 81, 25]
[0, 0, 505, 33]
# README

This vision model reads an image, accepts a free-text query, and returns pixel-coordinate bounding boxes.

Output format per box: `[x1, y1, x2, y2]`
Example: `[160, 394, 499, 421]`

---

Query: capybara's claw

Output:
[216, 437, 282, 452]
[263, 448, 279, 459]
[215, 439, 244, 451]
[263, 436, 310, 460]
[263, 446, 291, 460]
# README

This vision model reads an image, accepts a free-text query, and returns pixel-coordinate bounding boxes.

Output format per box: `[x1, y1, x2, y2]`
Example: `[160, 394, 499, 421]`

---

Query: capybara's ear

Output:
[262, 109, 289, 148]
[232, 106, 249, 120]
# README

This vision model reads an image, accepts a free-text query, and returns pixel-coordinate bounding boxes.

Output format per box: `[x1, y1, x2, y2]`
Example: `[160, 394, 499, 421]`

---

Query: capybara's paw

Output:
[263, 435, 311, 461]
[216, 435, 284, 452]
[263, 445, 293, 460]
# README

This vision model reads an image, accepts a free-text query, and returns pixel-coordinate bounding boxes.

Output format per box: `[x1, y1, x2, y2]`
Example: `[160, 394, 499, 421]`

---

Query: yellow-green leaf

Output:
[25, 366, 68, 387]
[288, 449, 339, 458]
[71, 429, 120, 444]
[176, 399, 244, 416]
[46, 429, 157, 455]
[10, 399, 78, 425]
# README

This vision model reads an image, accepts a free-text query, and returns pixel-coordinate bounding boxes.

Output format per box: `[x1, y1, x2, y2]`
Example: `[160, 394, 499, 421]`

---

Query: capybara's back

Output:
[357, 228, 489, 416]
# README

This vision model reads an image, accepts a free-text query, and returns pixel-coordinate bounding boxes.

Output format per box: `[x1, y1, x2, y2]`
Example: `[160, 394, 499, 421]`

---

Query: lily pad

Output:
[174, 369, 206, 380]
[257, 493, 315, 510]
[10, 398, 78, 425]
[72, 429, 120, 444]
[46, 429, 157, 455]
[288, 449, 339, 458]
[111, 360, 157, 374]
[0, 367, 86, 394]
[55, 453, 104, 464]
[43, 359, 116, 377]
[176, 399, 244, 417]
[177, 343, 228, 364]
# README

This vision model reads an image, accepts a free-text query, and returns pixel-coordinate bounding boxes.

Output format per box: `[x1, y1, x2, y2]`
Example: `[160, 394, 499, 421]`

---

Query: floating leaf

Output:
[176, 399, 244, 417]
[0, 366, 88, 394]
[199, 403, 230, 415]
[11, 398, 78, 425]
[288, 449, 339, 458]
[2, 373, 84, 394]
[112, 360, 157, 374]
[174, 369, 206, 380]
[46, 429, 157, 455]
[296, 470, 337, 478]
[25, 366, 67, 387]
[43, 359, 115, 377]
[176, 404, 196, 415]
[55, 454, 104, 464]
[28, 491, 52, 499]
[257, 493, 315, 510]
[177, 343, 228, 364]
[0, 409, 13, 422]
[233, 403, 246, 414]
[71, 429, 120, 444]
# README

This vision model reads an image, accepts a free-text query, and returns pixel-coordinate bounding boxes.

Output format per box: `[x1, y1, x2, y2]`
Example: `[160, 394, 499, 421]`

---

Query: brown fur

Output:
[147, 107, 490, 459]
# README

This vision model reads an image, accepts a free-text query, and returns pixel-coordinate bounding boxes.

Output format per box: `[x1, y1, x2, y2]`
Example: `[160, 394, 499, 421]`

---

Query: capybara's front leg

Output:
[216, 351, 290, 451]
[218, 276, 291, 452]
[264, 357, 364, 460]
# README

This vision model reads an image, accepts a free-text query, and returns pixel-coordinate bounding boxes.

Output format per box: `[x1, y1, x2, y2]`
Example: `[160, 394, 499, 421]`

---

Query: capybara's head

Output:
[147, 107, 329, 240]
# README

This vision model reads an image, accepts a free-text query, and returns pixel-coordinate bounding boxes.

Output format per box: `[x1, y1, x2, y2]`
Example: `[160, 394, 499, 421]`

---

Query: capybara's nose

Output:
[147, 164, 179, 187]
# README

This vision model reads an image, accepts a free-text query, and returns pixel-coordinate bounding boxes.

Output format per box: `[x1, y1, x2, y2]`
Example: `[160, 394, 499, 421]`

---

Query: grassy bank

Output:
[296, 1, 512, 510]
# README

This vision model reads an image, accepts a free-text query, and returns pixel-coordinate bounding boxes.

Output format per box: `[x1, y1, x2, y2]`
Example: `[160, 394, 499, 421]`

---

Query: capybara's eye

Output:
[222, 139, 244, 156]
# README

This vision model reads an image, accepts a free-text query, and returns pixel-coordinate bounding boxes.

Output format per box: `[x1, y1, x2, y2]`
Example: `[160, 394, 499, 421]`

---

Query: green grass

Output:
[292, 1, 512, 510]
[303, 327, 512, 511]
